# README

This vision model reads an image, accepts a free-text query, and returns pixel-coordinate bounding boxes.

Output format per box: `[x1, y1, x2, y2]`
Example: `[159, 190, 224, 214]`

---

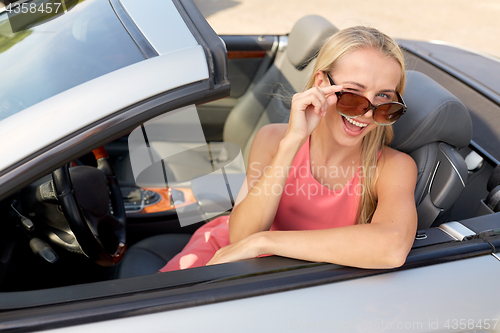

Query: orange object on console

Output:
[92, 146, 109, 160]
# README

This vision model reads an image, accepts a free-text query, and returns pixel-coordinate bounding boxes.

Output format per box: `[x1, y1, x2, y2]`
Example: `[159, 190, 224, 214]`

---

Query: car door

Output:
[0, 0, 229, 200]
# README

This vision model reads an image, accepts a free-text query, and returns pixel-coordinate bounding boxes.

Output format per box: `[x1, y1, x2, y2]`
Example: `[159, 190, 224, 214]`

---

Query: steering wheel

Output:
[52, 147, 126, 266]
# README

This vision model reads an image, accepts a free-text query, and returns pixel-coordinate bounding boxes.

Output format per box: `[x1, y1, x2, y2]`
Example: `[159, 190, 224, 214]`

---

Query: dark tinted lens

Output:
[337, 93, 370, 117]
[374, 103, 405, 124]
[337, 92, 405, 125]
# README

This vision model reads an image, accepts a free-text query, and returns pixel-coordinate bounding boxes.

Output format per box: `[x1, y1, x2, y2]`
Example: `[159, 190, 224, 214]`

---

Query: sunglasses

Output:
[324, 72, 407, 125]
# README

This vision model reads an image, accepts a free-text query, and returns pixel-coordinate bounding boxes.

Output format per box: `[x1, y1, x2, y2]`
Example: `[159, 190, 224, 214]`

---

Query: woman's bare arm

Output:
[228, 85, 343, 244]
[209, 148, 418, 269]
[227, 123, 297, 243]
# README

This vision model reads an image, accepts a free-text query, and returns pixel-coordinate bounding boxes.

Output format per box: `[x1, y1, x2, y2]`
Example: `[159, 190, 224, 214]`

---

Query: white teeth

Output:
[344, 116, 368, 128]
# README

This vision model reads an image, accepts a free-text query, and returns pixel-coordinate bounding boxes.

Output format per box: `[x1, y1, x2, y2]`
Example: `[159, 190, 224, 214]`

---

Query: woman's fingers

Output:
[321, 85, 343, 115]
[321, 84, 344, 95]
[294, 85, 343, 116]
[206, 244, 242, 266]
[286, 83, 344, 140]
[207, 233, 263, 266]
[293, 88, 324, 114]
[307, 93, 325, 116]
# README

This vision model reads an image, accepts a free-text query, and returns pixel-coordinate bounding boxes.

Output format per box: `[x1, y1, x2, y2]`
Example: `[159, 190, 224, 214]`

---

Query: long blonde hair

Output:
[304, 26, 406, 224]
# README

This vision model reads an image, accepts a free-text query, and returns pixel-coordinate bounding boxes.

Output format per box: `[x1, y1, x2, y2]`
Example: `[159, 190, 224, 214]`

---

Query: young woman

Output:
[160, 26, 417, 272]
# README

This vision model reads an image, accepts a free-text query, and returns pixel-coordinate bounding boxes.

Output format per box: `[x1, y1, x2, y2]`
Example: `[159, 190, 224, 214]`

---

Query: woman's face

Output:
[317, 48, 402, 148]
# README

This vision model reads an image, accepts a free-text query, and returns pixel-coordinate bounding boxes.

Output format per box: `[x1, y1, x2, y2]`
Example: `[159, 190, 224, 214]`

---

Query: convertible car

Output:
[1, 0, 500, 332]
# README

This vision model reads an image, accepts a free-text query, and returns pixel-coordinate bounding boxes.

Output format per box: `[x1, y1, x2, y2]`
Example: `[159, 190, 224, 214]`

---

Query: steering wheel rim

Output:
[52, 147, 126, 266]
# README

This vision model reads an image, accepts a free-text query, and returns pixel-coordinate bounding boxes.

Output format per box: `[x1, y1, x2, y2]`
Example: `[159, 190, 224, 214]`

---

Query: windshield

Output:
[0, 0, 145, 121]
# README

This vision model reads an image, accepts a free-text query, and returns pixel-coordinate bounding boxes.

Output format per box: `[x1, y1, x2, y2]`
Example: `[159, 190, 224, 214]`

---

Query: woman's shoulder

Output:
[255, 123, 288, 141]
[375, 146, 418, 189]
[245, 123, 289, 184]
[379, 146, 416, 168]
[251, 123, 289, 156]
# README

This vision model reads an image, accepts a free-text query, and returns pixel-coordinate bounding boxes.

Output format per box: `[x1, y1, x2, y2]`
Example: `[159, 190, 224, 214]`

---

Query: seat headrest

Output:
[287, 15, 338, 69]
[391, 71, 472, 153]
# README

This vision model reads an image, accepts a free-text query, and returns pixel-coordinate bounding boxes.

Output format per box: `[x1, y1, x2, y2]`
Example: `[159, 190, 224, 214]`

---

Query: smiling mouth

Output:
[342, 115, 368, 132]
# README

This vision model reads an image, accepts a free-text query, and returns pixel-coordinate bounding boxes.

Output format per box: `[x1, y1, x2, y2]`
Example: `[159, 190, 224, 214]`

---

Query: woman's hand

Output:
[207, 232, 266, 266]
[285, 85, 343, 142]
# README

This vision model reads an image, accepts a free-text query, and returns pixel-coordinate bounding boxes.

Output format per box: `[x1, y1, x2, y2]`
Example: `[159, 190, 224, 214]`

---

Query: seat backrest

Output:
[392, 71, 473, 229]
[223, 15, 338, 165]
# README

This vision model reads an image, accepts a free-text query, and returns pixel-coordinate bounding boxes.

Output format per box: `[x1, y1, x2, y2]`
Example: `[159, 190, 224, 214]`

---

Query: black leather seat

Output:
[116, 234, 192, 278]
[392, 70, 472, 229]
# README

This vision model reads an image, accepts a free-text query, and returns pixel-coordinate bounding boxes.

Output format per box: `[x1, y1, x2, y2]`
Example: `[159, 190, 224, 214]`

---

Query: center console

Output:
[120, 186, 196, 214]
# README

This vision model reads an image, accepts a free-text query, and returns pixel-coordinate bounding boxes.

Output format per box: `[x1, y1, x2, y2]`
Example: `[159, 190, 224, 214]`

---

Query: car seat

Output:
[391, 70, 472, 230]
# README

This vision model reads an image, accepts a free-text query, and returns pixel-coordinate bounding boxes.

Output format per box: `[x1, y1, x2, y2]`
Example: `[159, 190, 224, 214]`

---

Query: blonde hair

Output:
[304, 26, 406, 224]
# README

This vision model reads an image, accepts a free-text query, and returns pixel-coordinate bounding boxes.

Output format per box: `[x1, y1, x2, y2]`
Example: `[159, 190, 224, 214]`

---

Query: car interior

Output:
[1, 14, 500, 293]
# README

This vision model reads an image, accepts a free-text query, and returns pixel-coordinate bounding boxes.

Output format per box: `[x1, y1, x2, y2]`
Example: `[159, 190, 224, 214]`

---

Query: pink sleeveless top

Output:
[160, 137, 361, 272]
[271, 136, 360, 231]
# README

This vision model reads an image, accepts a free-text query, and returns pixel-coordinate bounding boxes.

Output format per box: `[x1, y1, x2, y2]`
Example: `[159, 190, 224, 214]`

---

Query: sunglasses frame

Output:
[323, 71, 407, 126]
